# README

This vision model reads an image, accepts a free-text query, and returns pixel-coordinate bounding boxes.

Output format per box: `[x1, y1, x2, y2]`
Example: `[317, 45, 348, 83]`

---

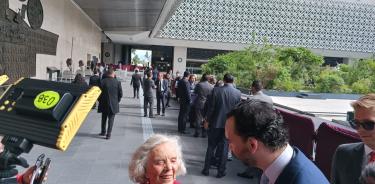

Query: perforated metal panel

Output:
[158, 0, 375, 53]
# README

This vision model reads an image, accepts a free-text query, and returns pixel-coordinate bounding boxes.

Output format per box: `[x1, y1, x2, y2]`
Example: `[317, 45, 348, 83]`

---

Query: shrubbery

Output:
[201, 45, 375, 94]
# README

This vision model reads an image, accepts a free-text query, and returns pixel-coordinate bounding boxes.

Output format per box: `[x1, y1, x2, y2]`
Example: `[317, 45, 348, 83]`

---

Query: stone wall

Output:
[9, 0, 101, 80]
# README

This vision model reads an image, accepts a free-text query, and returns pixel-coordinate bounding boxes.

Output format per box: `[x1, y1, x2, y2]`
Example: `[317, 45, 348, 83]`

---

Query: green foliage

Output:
[351, 79, 372, 94]
[314, 69, 345, 93]
[201, 45, 375, 94]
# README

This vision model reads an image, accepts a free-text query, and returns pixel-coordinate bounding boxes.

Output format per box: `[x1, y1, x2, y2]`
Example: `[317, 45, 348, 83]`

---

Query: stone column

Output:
[173, 46, 187, 74]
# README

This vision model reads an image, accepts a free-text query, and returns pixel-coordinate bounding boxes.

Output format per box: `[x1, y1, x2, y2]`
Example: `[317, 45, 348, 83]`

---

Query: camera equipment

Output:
[0, 76, 8, 86]
[0, 78, 101, 182]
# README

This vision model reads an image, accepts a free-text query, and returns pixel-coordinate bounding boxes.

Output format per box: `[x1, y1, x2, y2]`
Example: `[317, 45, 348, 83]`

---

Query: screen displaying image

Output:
[131, 49, 152, 66]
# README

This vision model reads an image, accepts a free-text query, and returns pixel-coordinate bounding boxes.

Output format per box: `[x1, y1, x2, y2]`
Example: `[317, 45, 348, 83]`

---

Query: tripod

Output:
[0, 136, 33, 184]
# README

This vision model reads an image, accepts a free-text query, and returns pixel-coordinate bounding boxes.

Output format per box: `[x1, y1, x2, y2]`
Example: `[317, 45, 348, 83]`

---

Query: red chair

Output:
[277, 108, 315, 160]
[314, 122, 360, 179]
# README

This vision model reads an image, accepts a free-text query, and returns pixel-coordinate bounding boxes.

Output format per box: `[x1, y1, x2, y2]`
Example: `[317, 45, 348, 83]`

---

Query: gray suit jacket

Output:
[207, 83, 241, 128]
[143, 78, 155, 98]
[331, 142, 364, 184]
[193, 81, 213, 109]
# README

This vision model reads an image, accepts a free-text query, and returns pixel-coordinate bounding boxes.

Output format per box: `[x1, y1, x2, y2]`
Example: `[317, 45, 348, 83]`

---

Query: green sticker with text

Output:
[34, 91, 60, 110]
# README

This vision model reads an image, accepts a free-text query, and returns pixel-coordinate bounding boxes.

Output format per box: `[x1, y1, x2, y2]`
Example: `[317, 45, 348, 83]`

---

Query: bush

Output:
[351, 79, 372, 94]
[315, 70, 345, 93]
[201, 44, 375, 94]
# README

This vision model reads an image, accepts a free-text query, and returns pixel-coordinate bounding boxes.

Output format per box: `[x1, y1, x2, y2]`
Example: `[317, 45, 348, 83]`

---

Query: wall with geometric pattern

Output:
[158, 0, 375, 53]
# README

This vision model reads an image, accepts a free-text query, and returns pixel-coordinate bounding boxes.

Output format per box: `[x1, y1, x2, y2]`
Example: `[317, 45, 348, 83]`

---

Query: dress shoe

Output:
[193, 133, 199, 137]
[98, 133, 105, 136]
[106, 135, 111, 140]
[216, 172, 226, 178]
[149, 116, 154, 118]
[143, 114, 147, 117]
[201, 169, 209, 176]
[161, 113, 165, 116]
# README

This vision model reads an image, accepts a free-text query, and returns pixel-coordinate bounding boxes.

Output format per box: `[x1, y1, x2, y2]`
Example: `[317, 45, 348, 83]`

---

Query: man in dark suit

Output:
[98, 68, 122, 140]
[177, 71, 191, 134]
[130, 69, 143, 99]
[192, 73, 213, 137]
[155, 73, 168, 116]
[143, 71, 156, 118]
[331, 94, 375, 184]
[89, 69, 100, 108]
[202, 73, 241, 178]
[225, 99, 329, 184]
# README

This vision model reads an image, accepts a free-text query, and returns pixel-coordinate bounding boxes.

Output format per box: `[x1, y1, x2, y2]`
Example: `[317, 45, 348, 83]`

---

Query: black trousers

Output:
[156, 93, 165, 114]
[133, 85, 140, 98]
[101, 113, 115, 136]
[144, 96, 153, 117]
[178, 102, 190, 132]
[203, 128, 228, 174]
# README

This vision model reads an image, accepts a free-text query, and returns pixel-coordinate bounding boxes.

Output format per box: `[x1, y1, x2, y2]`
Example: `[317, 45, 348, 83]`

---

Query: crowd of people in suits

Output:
[67, 61, 375, 184]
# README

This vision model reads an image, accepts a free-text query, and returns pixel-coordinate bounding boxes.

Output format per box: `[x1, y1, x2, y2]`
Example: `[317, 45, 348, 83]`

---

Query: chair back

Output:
[277, 108, 315, 159]
[315, 122, 360, 179]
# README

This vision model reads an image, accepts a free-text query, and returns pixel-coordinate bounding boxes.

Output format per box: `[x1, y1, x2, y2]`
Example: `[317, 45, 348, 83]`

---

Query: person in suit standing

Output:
[331, 94, 375, 184]
[165, 73, 172, 107]
[201, 73, 241, 178]
[130, 69, 143, 99]
[177, 71, 191, 134]
[143, 71, 156, 118]
[98, 68, 123, 140]
[89, 69, 100, 108]
[193, 73, 213, 137]
[155, 73, 168, 116]
[248, 80, 273, 104]
[225, 99, 329, 184]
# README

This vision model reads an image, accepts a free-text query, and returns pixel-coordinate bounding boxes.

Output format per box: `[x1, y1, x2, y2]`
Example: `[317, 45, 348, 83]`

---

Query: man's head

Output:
[225, 99, 288, 167]
[147, 71, 152, 78]
[106, 68, 115, 78]
[223, 73, 234, 84]
[350, 94, 375, 149]
[200, 73, 209, 82]
[251, 80, 263, 94]
[135, 69, 139, 73]
[183, 71, 190, 78]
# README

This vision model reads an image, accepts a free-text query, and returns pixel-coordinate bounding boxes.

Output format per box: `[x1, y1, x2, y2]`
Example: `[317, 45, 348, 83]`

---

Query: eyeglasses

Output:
[349, 120, 375, 131]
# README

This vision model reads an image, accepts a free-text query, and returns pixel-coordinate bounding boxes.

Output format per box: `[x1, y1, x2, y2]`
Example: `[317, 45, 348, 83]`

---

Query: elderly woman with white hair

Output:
[129, 134, 186, 184]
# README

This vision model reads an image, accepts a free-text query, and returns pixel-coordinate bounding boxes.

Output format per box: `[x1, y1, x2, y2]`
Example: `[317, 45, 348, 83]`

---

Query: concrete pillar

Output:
[173, 47, 187, 74]
[114, 44, 122, 64]
[343, 58, 357, 66]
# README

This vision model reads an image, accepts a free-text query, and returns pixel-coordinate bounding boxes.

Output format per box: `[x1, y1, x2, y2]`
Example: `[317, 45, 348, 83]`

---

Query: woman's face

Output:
[146, 143, 178, 184]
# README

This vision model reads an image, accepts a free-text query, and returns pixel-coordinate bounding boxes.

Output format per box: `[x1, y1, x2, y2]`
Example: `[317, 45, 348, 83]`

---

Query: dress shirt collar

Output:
[262, 144, 294, 184]
[254, 91, 264, 96]
[364, 144, 375, 167]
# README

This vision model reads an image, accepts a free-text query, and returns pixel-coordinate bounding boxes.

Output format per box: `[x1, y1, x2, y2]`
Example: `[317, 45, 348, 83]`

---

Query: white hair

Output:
[128, 134, 187, 183]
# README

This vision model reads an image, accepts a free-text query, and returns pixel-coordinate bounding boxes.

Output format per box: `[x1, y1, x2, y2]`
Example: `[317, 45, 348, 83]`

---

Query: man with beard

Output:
[225, 99, 328, 184]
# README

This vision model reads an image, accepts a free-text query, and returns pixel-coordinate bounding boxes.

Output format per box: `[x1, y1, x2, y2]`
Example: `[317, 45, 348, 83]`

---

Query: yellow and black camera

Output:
[0, 77, 101, 151]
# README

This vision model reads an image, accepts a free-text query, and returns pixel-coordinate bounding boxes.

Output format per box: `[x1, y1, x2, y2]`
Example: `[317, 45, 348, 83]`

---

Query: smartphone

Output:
[30, 154, 51, 184]
[33, 158, 50, 184]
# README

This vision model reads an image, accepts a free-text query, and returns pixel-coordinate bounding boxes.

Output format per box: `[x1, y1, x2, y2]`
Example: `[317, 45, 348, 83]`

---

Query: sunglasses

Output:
[349, 120, 375, 131]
